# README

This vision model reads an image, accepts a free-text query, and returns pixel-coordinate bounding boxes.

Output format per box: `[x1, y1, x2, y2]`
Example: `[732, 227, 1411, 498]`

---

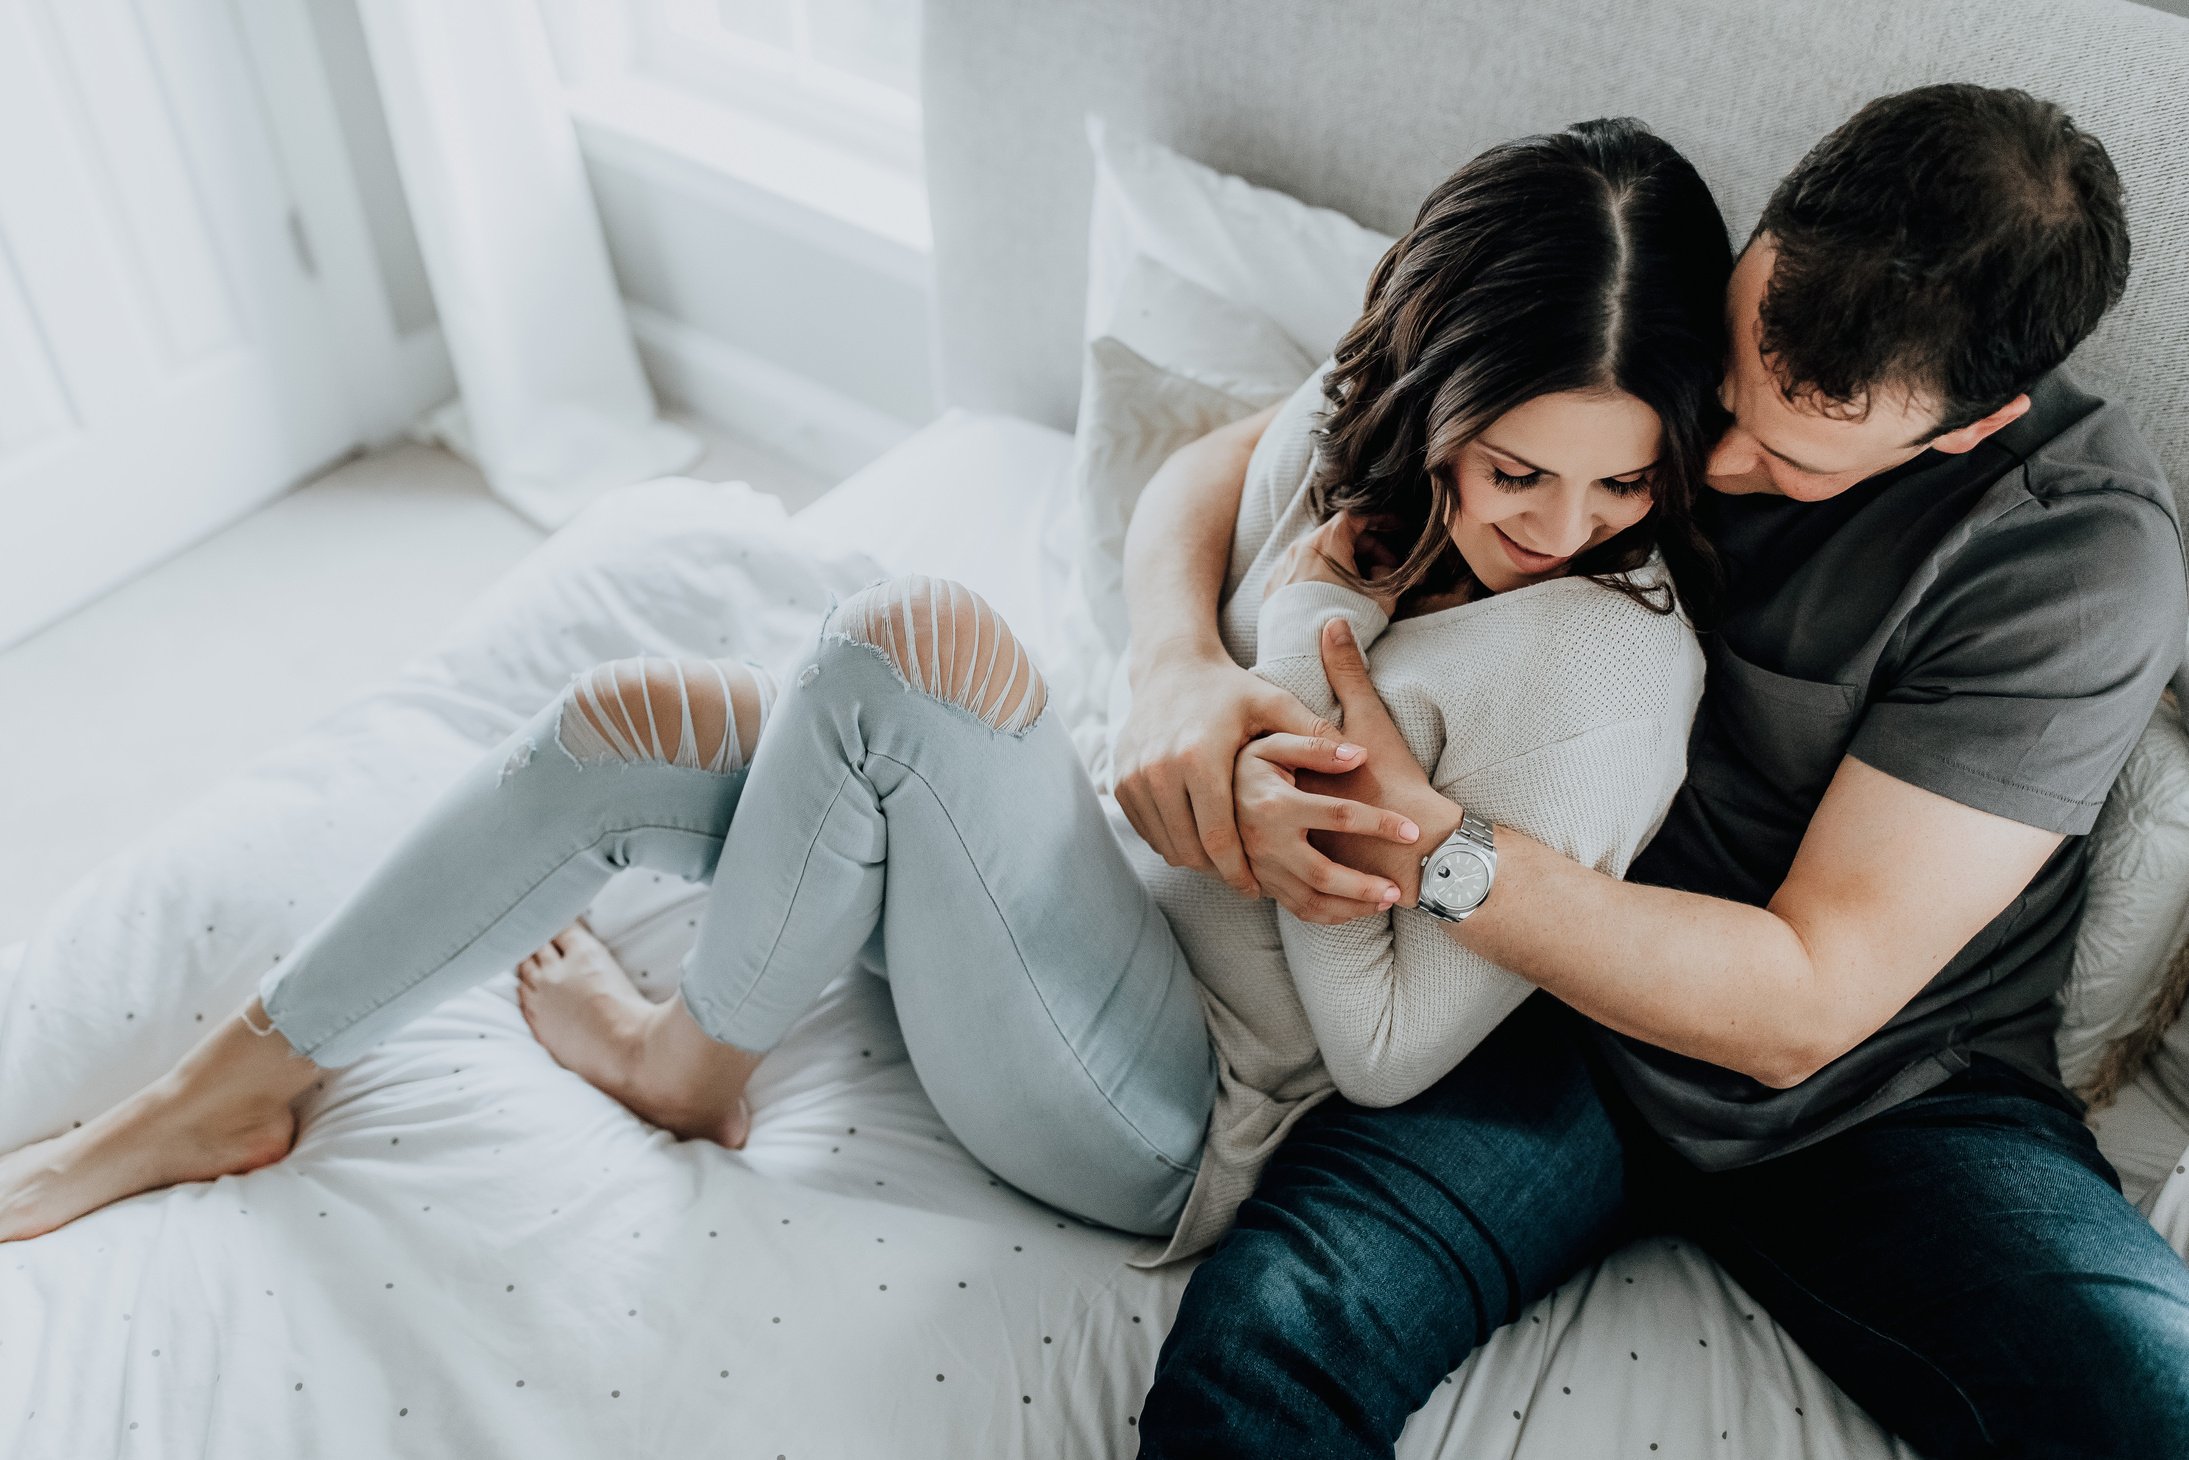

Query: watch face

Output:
[1431, 852, 1490, 909]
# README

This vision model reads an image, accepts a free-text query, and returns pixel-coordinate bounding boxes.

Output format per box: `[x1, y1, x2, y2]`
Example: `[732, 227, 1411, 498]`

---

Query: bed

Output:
[8, 0, 2189, 1455]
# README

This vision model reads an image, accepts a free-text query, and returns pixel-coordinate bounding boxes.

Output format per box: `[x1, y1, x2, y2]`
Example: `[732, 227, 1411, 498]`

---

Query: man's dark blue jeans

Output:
[1138, 993, 2189, 1459]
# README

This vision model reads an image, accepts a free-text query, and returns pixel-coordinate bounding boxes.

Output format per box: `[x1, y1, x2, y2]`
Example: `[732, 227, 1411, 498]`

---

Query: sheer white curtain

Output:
[355, 0, 698, 528]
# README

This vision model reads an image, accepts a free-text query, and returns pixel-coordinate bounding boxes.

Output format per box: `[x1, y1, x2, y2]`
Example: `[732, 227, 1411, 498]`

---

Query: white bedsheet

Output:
[5, 412, 2183, 1459]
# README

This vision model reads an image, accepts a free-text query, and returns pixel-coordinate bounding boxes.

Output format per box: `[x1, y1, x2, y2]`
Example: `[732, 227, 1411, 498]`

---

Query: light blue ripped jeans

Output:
[258, 575, 1215, 1236]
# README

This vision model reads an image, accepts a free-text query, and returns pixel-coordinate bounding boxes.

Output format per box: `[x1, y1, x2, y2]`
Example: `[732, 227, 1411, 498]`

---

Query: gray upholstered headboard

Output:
[920, 0, 2189, 536]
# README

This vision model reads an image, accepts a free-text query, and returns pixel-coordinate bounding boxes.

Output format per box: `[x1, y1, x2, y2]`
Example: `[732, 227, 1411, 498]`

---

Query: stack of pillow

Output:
[1049, 115, 1390, 754]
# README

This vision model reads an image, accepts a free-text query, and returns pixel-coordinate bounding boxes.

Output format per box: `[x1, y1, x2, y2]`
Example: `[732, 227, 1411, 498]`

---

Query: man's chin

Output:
[1705, 470, 1782, 497]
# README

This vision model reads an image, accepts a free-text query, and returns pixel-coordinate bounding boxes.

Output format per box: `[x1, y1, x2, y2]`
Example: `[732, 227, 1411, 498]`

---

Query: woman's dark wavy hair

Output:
[1309, 117, 1731, 623]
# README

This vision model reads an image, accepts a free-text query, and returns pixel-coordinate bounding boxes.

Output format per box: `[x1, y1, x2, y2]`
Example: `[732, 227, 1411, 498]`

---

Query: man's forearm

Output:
[1302, 605, 2067, 1092]
[1384, 759, 2057, 1090]
[1357, 769, 1826, 1085]
[1449, 828, 1830, 1087]
[1122, 408, 1274, 677]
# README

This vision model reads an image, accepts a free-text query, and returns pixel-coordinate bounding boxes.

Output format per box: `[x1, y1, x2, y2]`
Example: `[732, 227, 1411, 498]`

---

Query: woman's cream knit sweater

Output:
[1102, 363, 1707, 1264]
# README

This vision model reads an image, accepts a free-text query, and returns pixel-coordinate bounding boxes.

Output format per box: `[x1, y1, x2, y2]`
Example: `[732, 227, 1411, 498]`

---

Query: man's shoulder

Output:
[1948, 371, 2184, 621]
[2009, 369, 2178, 527]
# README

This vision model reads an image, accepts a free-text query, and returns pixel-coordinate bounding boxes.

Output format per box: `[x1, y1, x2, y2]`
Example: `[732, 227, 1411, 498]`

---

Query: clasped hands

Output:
[1114, 515, 1467, 925]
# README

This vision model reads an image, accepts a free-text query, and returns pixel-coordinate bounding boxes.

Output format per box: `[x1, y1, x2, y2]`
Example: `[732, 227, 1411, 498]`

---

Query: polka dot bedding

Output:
[1, 459, 2180, 1458]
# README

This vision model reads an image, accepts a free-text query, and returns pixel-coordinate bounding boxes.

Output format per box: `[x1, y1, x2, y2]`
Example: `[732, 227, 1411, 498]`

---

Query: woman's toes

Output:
[720, 1094, 752, 1151]
[520, 927, 650, 1091]
[556, 919, 607, 957]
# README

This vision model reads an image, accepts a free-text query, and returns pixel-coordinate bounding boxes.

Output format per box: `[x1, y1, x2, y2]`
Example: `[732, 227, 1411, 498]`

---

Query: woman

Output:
[0, 117, 1729, 1259]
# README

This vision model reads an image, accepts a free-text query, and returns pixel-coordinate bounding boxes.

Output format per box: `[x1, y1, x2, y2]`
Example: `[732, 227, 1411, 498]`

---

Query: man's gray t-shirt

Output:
[1605, 369, 2188, 1169]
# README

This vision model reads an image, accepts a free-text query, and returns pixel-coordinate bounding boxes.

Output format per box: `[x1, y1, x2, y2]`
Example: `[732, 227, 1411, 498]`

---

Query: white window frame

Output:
[536, 0, 929, 268]
[634, 0, 921, 170]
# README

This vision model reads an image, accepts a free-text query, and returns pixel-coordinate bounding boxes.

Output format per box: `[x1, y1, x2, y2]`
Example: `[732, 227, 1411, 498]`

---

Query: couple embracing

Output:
[4, 83, 2185, 1457]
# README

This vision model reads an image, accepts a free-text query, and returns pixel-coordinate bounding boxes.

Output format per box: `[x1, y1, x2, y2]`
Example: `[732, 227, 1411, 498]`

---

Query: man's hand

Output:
[1113, 647, 1333, 896]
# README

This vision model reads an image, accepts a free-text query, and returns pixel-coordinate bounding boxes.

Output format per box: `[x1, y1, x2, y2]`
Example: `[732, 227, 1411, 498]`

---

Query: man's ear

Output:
[1927, 394, 2032, 456]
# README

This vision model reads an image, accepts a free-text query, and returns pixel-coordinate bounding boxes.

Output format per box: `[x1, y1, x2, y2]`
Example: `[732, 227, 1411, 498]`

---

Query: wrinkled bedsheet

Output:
[5, 422, 2181, 1458]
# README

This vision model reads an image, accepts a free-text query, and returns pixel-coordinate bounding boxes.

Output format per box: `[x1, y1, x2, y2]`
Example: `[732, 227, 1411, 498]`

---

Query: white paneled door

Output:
[0, 0, 358, 650]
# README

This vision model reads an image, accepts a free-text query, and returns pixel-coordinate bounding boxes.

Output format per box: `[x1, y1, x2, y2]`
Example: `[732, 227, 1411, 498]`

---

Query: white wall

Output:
[586, 156, 934, 427]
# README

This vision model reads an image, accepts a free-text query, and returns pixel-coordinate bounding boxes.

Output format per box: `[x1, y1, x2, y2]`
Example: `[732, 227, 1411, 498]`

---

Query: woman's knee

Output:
[552, 655, 773, 771]
[824, 574, 1046, 733]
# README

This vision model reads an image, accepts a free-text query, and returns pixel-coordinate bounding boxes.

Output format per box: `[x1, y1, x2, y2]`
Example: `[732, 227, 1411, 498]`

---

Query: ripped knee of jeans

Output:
[505, 655, 777, 782]
[823, 573, 1047, 734]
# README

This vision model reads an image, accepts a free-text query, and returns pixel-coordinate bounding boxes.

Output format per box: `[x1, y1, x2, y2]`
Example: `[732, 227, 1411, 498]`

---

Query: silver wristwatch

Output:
[1416, 810, 1498, 923]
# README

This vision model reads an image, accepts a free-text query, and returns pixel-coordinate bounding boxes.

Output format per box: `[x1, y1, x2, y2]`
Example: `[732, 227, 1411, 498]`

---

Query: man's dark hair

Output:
[1754, 83, 2130, 437]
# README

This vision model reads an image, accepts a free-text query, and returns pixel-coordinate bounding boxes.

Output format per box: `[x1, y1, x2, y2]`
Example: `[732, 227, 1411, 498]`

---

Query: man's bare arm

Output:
[1305, 616, 2062, 1088]
[1114, 403, 1396, 899]
[1120, 404, 1278, 673]
[1457, 759, 2058, 1086]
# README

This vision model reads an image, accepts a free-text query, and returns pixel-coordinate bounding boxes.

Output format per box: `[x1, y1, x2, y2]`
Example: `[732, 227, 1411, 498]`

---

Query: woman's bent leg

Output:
[262, 655, 770, 1067]
[679, 576, 1215, 1235]
[0, 654, 771, 1241]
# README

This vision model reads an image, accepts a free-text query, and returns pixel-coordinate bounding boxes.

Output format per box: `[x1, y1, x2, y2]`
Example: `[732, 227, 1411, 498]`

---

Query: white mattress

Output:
[5, 412, 2183, 1459]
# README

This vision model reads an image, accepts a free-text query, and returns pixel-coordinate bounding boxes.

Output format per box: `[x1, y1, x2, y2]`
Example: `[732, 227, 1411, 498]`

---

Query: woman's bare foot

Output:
[0, 1001, 319, 1243]
[516, 919, 757, 1148]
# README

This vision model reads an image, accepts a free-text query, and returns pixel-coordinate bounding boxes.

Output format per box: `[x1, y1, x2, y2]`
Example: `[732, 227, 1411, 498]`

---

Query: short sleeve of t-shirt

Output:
[1849, 486, 2187, 835]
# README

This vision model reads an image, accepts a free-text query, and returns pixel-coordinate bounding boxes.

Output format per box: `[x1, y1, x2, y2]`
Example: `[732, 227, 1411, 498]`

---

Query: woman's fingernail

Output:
[1336, 743, 1363, 760]
[1399, 820, 1419, 842]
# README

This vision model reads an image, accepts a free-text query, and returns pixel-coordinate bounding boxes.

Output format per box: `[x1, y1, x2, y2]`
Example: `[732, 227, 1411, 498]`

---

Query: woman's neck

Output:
[1394, 570, 1495, 620]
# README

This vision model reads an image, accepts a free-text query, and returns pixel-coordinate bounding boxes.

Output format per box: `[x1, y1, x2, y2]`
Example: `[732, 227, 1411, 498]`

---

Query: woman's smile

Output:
[1491, 523, 1572, 575]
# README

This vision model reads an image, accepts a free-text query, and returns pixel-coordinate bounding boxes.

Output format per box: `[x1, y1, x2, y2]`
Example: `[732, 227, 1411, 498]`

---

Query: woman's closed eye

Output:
[1490, 464, 1654, 498]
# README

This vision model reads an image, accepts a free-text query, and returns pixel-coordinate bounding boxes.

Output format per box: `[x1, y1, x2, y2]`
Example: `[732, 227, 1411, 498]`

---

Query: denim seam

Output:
[1711, 1231, 1993, 1448]
[868, 743, 1200, 1177]
[284, 803, 731, 1058]
[705, 762, 861, 1043]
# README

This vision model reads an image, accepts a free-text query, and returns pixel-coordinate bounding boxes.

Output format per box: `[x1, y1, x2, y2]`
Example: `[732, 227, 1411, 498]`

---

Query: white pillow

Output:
[1068, 255, 1315, 653]
[1055, 122, 1389, 762]
[1083, 114, 1396, 368]
[2058, 690, 2189, 1102]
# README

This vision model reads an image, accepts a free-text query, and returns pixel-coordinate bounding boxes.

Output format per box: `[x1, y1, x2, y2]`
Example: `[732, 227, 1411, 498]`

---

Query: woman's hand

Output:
[1235, 617, 1467, 921]
[1263, 514, 1402, 613]
[1113, 647, 1331, 897]
[1313, 616, 1469, 900]
[1234, 731, 1424, 922]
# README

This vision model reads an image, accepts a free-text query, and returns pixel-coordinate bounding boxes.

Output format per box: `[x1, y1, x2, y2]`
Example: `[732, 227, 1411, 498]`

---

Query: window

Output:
[632, 0, 921, 167]
[539, 0, 929, 256]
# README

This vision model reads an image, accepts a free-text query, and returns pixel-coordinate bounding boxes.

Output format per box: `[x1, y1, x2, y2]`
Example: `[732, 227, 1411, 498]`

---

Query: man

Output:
[1118, 85, 2189, 1457]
